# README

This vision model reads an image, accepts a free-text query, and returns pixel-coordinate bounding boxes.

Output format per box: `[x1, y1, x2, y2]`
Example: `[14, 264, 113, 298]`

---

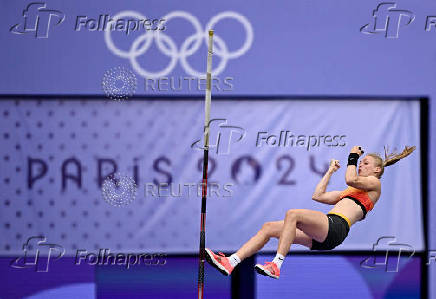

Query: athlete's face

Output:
[358, 156, 378, 177]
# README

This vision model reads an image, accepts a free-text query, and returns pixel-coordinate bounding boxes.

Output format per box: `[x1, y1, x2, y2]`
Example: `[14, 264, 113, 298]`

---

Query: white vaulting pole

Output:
[197, 29, 213, 299]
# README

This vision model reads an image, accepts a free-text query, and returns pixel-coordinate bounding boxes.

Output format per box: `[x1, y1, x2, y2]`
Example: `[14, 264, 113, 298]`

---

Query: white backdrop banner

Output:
[0, 98, 423, 254]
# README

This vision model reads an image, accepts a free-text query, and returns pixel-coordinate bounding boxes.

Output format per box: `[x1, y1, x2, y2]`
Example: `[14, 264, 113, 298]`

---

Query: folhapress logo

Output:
[360, 236, 415, 272]
[10, 2, 65, 38]
[10, 236, 65, 272]
[192, 119, 246, 155]
[361, 3, 414, 38]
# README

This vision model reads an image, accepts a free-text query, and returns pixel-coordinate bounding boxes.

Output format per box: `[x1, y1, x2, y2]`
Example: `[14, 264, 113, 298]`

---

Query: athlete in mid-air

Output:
[205, 145, 415, 279]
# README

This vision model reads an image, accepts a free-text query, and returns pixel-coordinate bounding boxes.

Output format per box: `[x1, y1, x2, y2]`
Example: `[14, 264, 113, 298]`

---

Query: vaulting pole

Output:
[197, 29, 214, 299]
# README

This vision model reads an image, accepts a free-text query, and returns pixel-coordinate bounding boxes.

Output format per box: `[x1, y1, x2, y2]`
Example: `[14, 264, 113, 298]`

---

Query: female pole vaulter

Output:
[205, 145, 415, 279]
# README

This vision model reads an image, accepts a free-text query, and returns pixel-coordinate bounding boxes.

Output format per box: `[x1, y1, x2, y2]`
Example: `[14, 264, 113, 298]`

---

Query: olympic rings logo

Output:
[104, 10, 254, 78]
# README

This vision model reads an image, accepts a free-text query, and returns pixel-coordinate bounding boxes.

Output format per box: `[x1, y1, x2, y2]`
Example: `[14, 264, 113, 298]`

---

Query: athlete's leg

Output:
[205, 218, 315, 276]
[277, 209, 329, 256]
[236, 220, 313, 260]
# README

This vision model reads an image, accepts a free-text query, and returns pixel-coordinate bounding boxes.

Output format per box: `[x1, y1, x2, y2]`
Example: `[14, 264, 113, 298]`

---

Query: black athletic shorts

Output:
[311, 213, 350, 250]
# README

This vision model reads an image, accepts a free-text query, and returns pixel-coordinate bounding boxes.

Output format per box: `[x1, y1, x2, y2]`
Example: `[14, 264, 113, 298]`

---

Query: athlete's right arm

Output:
[312, 159, 342, 205]
[312, 191, 342, 205]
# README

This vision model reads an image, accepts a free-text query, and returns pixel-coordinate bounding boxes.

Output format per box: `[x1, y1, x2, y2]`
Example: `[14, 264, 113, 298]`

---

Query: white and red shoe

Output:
[204, 248, 234, 276]
[254, 262, 280, 279]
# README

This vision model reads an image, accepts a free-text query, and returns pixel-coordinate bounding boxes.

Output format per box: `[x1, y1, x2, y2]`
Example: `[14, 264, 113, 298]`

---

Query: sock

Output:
[228, 254, 241, 267]
[272, 253, 285, 269]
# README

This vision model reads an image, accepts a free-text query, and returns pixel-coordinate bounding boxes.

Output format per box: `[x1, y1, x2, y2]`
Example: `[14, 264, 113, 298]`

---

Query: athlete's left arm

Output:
[345, 167, 380, 191]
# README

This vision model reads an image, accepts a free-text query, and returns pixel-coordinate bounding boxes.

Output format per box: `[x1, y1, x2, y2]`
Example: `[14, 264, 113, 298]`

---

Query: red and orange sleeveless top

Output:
[339, 186, 374, 219]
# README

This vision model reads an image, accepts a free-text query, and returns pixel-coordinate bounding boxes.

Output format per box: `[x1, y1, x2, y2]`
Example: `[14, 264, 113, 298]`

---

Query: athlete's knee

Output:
[285, 209, 298, 221]
[261, 221, 274, 232]
[261, 222, 277, 237]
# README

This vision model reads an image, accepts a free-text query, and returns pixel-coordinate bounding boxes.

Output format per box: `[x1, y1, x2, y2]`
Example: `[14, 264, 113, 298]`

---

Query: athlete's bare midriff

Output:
[328, 191, 380, 226]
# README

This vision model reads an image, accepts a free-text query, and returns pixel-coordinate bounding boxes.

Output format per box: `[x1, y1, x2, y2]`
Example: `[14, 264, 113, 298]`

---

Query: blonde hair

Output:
[366, 146, 416, 178]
